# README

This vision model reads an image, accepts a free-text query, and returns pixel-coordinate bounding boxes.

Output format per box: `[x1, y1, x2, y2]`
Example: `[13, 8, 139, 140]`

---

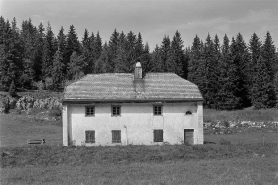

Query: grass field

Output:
[1, 156, 277, 185]
[1, 108, 278, 184]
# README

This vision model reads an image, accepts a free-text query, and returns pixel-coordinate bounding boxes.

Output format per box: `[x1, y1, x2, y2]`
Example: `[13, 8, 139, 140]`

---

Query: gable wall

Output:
[64, 102, 203, 146]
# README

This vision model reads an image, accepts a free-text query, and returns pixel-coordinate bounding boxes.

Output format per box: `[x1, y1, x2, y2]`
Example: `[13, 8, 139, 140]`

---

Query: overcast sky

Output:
[1, 0, 277, 50]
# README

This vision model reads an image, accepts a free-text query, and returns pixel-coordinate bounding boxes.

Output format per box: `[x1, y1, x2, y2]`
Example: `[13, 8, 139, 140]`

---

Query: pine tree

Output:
[33, 23, 45, 81]
[230, 33, 252, 108]
[67, 52, 85, 80]
[216, 34, 241, 110]
[135, 32, 144, 59]
[20, 18, 37, 88]
[42, 22, 55, 79]
[248, 33, 262, 102]
[252, 57, 276, 109]
[188, 35, 202, 84]
[65, 25, 80, 71]
[167, 30, 185, 77]
[95, 42, 109, 73]
[159, 35, 171, 72]
[0, 19, 22, 90]
[57, 27, 66, 75]
[261, 31, 276, 80]
[106, 29, 119, 72]
[151, 45, 163, 72]
[52, 48, 65, 90]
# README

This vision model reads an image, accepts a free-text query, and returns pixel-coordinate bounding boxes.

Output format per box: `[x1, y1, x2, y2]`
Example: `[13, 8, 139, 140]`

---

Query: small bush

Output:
[219, 138, 231, 145]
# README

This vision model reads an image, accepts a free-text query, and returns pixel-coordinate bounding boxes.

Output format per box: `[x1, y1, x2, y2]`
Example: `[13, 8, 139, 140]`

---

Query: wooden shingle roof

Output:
[63, 73, 203, 103]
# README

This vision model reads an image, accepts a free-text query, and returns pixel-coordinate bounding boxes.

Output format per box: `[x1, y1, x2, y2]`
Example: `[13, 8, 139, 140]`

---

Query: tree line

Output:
[0, 16, 277, 110]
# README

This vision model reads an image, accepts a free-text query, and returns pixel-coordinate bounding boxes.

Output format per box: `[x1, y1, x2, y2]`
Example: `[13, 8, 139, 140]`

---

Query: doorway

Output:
[184, 129, 194, 145]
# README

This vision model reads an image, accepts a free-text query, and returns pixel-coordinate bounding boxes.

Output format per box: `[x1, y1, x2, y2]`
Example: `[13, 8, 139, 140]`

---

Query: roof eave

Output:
[62, 98, 204, 104]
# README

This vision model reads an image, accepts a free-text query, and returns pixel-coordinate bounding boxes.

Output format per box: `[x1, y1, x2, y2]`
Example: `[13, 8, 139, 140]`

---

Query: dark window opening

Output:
[112, 105, 121, 116]
[154, 105, 162, 115]
[112, 130, 121, 143]
[184, 129, 194, 145]
[154, 130, 163, 142]
[86, 106, 95, 116]
[85, 130, 95, 143]
[186, 111, 192, 115]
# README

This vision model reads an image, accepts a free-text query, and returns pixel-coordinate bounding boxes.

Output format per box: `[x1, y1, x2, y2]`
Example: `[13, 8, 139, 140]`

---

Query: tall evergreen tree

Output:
[95, 42, 109, 73]
[65, 25, 80, 72]
[167, 30, 185, 77]
[52, 48, 65, 90]
[67, 51, 84, 80]
[188, 35, 202, 84]
[159, 35, 171, 72]
[106, 29, 119, 72]
[42, 22, 55, 79]
[261, 31, 276, 80]
[230, 33, 252, 108]
[150, 45, 163, 72]
[252, 57, 276, 109]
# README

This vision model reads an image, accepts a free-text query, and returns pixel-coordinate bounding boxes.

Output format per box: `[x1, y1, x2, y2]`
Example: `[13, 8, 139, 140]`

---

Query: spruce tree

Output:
[261, 31, 276, 80]
[42, 22, 55, 79]
[159, 35, 171, 72]
[167, 30, 185, 77]
[95, 42, 109, 73]
[52, 48, 65, 90]
[150, 45, 163, 72]
[106, 29, 119, 72]
[188, 35, 202, 84]
[67, 51, 84, 80]
[252, 57, 276, 109]
[230, 33, 252, 108]
[65, 25, 80, 71]
[33, 23, 45, 81]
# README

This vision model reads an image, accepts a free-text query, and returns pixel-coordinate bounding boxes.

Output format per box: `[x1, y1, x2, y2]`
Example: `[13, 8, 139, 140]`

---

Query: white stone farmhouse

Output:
[62, 62, 204, 146]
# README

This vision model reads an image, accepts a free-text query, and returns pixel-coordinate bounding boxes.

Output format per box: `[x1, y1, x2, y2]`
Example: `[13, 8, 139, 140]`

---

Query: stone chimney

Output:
[134, 62, 142, 79]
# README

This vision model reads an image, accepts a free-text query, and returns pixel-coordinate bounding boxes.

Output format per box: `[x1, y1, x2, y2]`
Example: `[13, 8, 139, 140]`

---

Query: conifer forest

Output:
[0, 16, 277, 110]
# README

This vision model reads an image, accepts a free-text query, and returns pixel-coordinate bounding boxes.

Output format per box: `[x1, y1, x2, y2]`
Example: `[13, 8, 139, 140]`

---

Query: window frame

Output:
[85, 130, 95, 143]
[153, 105, 163, 116]
[185, 111, 192, 115]
[111, 130, 121, 143]
[85, 106, 95, 116]
[111, 105, 121, 116]
[153, 129, 164, 142]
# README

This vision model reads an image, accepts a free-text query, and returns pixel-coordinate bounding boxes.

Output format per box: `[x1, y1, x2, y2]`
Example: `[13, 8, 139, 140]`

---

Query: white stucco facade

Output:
[63, 101, 203, 146]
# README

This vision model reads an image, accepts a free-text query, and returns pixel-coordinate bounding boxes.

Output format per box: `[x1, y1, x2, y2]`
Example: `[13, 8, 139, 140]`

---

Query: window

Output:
[85, 130, 95, 143]
[86, 106, 95, 116]
[186, 111, 192, 115]
[153, 105, 162, 115]
[154, 130, 163, 142]
[112, 130, 121, 143]
[111, 105, 121, 116]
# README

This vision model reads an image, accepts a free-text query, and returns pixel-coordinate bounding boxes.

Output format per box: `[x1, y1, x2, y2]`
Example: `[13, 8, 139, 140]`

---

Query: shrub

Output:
[219, 138, 231, 145]
[8, 81, 16, 97]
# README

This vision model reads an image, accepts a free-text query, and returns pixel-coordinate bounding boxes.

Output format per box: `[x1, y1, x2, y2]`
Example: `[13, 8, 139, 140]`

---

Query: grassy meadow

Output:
[0, 108, 278, 184]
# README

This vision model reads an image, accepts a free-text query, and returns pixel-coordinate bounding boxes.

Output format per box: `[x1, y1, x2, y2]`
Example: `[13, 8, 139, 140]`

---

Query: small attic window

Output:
[186, 111, 192, 115]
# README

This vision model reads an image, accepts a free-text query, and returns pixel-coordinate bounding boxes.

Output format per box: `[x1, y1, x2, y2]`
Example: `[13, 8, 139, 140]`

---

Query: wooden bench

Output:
[27, 139, 46, 145]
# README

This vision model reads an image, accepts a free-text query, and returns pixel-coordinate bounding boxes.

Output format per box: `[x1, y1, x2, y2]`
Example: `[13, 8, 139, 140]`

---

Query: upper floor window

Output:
[112, 105, 121, 116]
[153, 105, 162, 115]
[86, 106, 95, 116]
[186, 111, 192, 115]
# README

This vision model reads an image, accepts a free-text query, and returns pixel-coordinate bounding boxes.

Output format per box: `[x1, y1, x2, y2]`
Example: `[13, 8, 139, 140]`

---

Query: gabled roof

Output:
[63, 73, 203, 103]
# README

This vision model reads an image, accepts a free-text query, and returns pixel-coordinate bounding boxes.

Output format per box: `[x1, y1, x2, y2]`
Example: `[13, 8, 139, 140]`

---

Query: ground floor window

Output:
[153, 129, 163, 142]
[85, 130, 95, 143]
[112, 130, 121, 143]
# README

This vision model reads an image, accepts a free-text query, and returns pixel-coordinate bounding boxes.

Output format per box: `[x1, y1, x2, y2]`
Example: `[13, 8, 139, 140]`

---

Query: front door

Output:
[184, 129, 194, 145]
